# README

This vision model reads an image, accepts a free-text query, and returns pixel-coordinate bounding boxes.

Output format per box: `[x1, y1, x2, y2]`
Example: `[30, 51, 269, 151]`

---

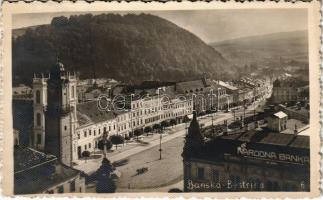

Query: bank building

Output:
[182, 112, 310, 192]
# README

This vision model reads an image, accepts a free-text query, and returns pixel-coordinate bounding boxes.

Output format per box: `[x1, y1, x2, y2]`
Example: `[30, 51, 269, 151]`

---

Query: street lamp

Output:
[130, 94, 134, 138]
[217, 88, 220, 112]
[159, 128, 163, 160]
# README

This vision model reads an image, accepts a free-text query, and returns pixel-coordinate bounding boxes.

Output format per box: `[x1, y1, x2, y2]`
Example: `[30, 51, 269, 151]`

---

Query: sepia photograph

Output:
[1, 1, 320, 197]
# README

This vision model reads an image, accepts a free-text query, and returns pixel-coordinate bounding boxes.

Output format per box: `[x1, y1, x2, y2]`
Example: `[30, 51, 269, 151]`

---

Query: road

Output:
[74, 112, 233, 175]
[76, 98, 267, 192]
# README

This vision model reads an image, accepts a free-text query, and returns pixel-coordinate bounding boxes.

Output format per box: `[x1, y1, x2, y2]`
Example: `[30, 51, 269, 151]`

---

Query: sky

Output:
[13, 9, 307, 43]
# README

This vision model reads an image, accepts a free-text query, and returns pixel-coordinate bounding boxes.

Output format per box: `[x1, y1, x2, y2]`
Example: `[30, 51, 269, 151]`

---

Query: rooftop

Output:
[218, 81, 238, 91]
[220, 129, 309, 149]
[14, 146, 56, 173]
[14, 147, 82, 194]
[77, 101, 117, 126]
[273, 111, 288, 119]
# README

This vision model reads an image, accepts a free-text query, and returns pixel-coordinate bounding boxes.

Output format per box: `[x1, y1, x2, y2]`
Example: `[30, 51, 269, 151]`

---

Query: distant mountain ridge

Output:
[12, 13, 229, 85]
[211, 30, 308, 65]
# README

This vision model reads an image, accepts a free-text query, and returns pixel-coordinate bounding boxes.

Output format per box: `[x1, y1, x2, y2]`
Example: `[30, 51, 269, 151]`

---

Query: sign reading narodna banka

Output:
[237, 143, 310, 164]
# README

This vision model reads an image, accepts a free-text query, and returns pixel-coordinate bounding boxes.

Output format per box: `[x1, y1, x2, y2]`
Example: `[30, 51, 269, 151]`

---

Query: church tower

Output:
[32, 73, 48, 150]
[182, 111, 204, 192]
[45, 59, 78, 166]
[182, 111, 204, 159]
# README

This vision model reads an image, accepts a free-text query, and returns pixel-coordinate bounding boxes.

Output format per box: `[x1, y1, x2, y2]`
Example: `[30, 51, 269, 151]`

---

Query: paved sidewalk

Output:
[74, 113, 232, 174]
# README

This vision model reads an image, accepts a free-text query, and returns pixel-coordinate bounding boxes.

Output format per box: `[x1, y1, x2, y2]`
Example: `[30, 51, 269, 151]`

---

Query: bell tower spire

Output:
[182, 111, 204, 159]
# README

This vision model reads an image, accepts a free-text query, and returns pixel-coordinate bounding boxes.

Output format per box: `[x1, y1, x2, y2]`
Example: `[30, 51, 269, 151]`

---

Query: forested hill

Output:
[13, 13, 229, 85]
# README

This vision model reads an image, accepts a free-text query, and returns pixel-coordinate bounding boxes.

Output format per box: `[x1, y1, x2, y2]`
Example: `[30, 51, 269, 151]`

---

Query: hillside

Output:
[12, 13, 229, 85]
[211, 30, 308, 80]
[211, 30, 308, 64]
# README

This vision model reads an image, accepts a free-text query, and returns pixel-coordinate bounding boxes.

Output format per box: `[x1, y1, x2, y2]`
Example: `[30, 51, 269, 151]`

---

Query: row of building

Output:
[28, 60, 273, 168]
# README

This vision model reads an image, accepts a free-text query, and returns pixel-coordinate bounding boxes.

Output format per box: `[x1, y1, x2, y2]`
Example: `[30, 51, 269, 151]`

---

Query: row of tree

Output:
[82, 116, 191, 160]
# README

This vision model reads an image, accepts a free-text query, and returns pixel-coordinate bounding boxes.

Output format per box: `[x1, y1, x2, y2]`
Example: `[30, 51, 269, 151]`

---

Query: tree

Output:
[153, 123, 161, 131]
[125, 135, 130, 143]
[110, 135, 125, 149]
[144, 126, 152, 136]
[81, 151, 90, 163]
[183, 115, 190, 123]
[134, 129, 143, 140]
[51, 16, 69, 27]
[98, 139, 112, 151]
[96, 158, 116, 193]
[170, 119, 177, 126]
[160, 120, 169, 129]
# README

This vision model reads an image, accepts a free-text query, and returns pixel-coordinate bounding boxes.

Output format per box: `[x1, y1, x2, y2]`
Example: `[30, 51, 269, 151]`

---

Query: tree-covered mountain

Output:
[13, 13, 229, 85]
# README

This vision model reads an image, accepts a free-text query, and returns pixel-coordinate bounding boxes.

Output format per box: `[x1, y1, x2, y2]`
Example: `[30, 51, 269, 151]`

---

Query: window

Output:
[84, 145, 87, 150]
[77, 134, 80, 139]
[89, 143, 91, 149]
[37, 134, 42, 145]
[64, 126, 67, 131]
[89, 130, 92, 135]
[36, 90, 41, 104]
[70, 180, 76, 192]
[94, 130, 96, 136]
[36, 113, 41, 126]
[197, 167, 204, 180]
[84, 131, 87, 137]
[57, 185, 64, 193]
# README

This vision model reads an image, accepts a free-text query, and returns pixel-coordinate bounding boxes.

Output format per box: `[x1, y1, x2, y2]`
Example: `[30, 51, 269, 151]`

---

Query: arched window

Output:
[36, 113, 41, 126]
[36, 90, 41, 104]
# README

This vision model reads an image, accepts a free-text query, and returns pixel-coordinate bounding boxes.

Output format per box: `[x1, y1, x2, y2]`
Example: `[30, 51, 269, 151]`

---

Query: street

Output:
[75, 99, 266, 192]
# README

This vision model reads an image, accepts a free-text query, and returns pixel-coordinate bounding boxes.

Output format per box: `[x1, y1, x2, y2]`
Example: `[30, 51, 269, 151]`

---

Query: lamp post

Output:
[130, 94, 134, 138]
[159, 128, 162, 160]
[217, 88, 220, 112]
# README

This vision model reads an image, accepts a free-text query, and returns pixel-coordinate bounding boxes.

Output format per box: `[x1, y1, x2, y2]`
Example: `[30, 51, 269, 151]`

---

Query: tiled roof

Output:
[77, 101, 116, 125]
[14, 146, 56, 173]
[15, 158, 80, 194]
